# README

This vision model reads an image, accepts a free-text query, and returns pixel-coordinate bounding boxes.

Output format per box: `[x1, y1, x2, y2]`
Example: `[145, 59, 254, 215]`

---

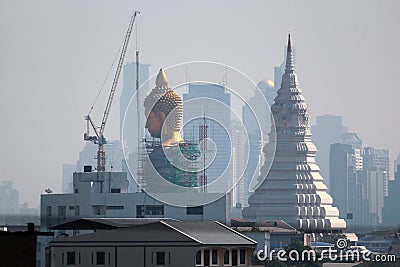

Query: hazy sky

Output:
[1, 0, 399, 207]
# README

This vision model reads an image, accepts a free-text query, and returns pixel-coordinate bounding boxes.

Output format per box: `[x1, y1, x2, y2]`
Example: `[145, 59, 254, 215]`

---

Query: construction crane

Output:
[84, 11, 140, 172]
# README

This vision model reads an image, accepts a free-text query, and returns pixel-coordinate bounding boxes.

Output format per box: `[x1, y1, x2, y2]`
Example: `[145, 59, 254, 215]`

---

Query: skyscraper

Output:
[330, 143, 366, 226]
[359, 147, 390, 225]
[311, 115, 347, 191]
[241, 79, 274, 206]
[231, 121, 248, 207]
[394, 153, 400, 177]
[120, 62, 150, 193]
[0, 181, 19, 216]
[383, 164, 400, 226]
[243, 35, 346, 231]
[120, 62, 150, 140]
[182, 83, 231, 193]
[61, 163, 75, 193]
[363, 147, 390, 196]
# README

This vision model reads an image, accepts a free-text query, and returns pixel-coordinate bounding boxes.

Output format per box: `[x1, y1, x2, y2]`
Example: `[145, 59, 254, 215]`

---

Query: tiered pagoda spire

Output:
[243, 35, 346, 231]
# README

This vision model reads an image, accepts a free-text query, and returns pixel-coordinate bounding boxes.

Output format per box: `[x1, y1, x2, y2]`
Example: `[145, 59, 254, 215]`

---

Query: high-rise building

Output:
[241, 79, 275, 207]
[330, 143, 366, 226]
[363, 147, 390, 196]
[0, 181, 19, 216]
[182, 83, 231, 193]
[311, 115, 347, 191]
[359, 147, 389, 225]
[243, 35, 346, 231]
[383, 164, 400, 226]
[61, 163, 75, 193]
[120, 62, 150, 140]
[394, 153, 400, 178]
[231, 121, 248, 207]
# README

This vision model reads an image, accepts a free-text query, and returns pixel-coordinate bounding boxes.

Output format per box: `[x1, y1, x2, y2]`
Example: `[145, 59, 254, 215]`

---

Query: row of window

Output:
[61, 251, 171, 266]
[47, 206, 80, 217]
[61, 251, 109, 265]
[73, 188, 121, 194]
[47, 204, 204, 217]
[195, 249, 246, 266]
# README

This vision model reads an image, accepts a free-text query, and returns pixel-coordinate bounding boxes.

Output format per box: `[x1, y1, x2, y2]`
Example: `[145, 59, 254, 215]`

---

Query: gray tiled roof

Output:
[50, 217, 179, 230]
[50, 221, 256, 247]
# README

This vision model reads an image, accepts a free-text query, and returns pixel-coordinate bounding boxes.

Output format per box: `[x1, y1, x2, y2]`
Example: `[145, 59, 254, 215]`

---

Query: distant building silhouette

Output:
[120, 62, 150, 140]
[383, 164, 400, 226]
[0, 181, 19, 216]
[311, 115, 347, 191]
[61, 163, 75, 193]
[330, 143, 367, 227]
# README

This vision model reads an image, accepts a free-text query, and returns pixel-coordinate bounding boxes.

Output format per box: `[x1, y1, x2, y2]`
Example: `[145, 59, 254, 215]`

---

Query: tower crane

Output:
[84, 11, 139, 172]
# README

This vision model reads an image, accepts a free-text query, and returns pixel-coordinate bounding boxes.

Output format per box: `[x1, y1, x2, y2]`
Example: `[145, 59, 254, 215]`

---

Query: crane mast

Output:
[84, 11, 139, 172]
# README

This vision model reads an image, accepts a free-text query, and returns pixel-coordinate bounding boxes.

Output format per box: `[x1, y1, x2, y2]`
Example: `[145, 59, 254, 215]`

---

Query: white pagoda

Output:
[243, 35, 346, 231]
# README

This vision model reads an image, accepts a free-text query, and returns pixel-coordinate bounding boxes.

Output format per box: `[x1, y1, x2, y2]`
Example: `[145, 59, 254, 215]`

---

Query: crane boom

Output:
[84, 11, 139, 172]
[100, 11, 139, 135]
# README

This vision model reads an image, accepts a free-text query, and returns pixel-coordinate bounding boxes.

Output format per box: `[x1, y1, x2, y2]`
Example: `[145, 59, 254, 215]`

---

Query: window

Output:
[46, 206, 52, 216]
[195, 251, 202, 265]
[156, 252, 166, 265]
[136, 205, 164, 217]
[96, 252, 105, 265]
[58, 206, 66, 220]
[223, 251, 230, 265]
[110, 188, 121, 193]
[204, 250, 210, 266]
[92, 205, 106, 216]
[231, 249, 238, 266]
[66, 252, 75, 265]
[69, 206, 75, 210]
[74, 188, 79, 193]
[239, 249, 246, 264]
[186, 206, 203, 215]
[212, 249, 218, 264]
[75, 206, 80, 216]
[106, 205, 124, 210]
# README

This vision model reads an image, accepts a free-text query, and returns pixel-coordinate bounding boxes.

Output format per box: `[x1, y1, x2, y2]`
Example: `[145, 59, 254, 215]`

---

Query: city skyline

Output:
[1, 1, 399, 207]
